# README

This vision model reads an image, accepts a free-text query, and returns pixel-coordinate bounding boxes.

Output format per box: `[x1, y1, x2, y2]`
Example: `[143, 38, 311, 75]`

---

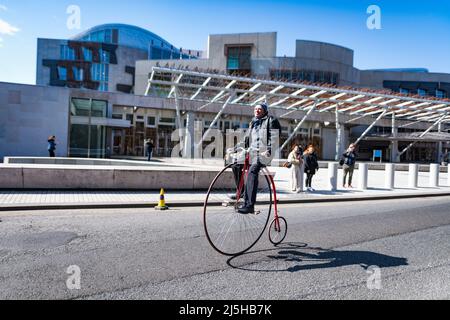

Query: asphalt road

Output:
[0, 196, 449, 300]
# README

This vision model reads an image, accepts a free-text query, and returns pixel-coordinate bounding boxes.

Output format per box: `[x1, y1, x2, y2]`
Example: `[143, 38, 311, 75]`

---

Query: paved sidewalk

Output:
[1, 166, 450, 211]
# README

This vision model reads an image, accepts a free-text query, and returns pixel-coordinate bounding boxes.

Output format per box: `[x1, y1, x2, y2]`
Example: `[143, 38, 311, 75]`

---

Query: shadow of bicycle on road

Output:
[227, 242, 408, 273]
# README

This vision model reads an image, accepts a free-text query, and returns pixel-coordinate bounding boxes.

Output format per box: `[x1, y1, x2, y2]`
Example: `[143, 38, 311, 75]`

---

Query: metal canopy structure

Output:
[145, 67, 450, 156]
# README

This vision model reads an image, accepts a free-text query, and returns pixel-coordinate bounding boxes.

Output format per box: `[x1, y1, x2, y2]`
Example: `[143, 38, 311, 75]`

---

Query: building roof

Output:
[145, 67, 450, 124]
[71, 23, 177, 52]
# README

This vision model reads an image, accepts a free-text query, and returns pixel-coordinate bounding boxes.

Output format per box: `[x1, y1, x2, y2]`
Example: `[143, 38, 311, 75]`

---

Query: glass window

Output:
[71, 98, 107, 118]
[112, 114, 123, 120]
[399, 88, 410, 95]
[104, 29, 112, 43]
[89, 125, 106, 158]
[83, 48, 92, 61]
[99, 83, 108, 92]
[436, 89, 446, 98]
[160, 117, 175, 124]
[60, 45, 75, 60]
[69, 124, 90, 157]
[69, 124, 106, 158]
[91, 100, 107, 118]
[100, 49, 110, 64]
[58, 67, 67, 81]
[147, 117, 156, 126]
[126, 114, 134, 125]
[71, 98, 91, 117]
[72, 67, 83, 81]
[417, 88, 427, 96]
[227, 46, 251, 71]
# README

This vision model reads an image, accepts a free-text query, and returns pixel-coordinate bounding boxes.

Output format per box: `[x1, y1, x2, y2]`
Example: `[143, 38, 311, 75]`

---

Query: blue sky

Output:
[0, 0, 449, 85]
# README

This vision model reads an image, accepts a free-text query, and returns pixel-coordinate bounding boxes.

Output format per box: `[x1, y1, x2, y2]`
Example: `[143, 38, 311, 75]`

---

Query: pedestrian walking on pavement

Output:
[342, 143, 357, 188]
[145, 139, 154, 161]
[47, 136, 57, 158]
[288, 145, 304, 193]
[303, 145, 319, 192]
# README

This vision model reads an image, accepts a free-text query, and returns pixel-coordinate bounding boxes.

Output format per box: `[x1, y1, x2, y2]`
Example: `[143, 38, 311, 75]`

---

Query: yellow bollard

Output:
[155, 188, 169, 210]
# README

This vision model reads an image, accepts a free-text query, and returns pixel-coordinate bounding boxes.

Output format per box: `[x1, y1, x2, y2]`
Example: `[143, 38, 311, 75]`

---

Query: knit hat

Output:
[258, 103, 269, 115]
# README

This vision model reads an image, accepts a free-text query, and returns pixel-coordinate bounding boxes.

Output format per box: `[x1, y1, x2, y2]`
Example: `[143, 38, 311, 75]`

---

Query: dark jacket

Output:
[342, 151, 357, 166]
[244, 115, 282, 155]
[145, 142, 154, 152]
[303, 152, 319, 174]
[48, 140, 56, 151]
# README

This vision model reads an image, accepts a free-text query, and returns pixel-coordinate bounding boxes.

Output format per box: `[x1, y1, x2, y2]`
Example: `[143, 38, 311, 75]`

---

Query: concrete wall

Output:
[322, 127, 350, 160]
[0, 83, 70, 160]
[295, 40, 354, 66]
[0, 165, 234, 190]
[207, 32, 277, 70]
[108, 46, 147, 93]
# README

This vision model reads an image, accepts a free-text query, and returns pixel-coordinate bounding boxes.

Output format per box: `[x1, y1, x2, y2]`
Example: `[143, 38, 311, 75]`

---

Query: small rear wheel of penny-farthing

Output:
[269, 217, 288, 245]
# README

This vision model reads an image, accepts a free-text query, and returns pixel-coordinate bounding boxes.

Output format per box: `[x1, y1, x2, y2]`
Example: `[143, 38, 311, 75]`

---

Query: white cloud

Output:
[0, 5, 7, 11]
[0, 37, 3, 48]
[0, 18, 19, 36]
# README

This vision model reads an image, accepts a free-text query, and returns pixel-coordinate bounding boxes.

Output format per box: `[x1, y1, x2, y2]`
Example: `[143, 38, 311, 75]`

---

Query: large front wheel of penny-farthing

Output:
[204, 164, 272, 256]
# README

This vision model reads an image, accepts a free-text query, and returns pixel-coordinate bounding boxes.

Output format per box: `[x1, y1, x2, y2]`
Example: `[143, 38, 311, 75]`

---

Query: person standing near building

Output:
[145, 139, 154, 161]
[47, 136, 56, 158]
[303, 145, 319, 192]
[342, 143, 357, 188]
[288, 145, 304, 193]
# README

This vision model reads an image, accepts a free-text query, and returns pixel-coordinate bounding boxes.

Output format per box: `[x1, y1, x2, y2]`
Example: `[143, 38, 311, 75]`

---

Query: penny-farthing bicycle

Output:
[203, 147, 288, 256]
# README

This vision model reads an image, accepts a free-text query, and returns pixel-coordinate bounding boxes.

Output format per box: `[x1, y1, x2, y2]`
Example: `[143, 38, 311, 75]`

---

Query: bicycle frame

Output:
[235, 152, 281, 231]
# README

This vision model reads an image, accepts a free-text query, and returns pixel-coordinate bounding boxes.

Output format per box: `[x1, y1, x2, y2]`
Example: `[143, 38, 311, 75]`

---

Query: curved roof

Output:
[71, 23, 178, 52]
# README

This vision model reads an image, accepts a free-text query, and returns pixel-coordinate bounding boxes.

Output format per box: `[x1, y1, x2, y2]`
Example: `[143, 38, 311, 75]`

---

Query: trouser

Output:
[305, 173, 314, 188]
[49, 150, 55, 158]
[244, 162, 264, 208]
[146, 150, 153, 161]
[291, 165, 304, 191]
[343, 165, 355, 186]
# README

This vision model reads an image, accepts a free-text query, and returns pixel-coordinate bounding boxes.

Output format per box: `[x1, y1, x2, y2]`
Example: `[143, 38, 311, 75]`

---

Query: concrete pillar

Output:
[429, 163, 440, 188]
[408, 164, 419, 188]
[194, 120, 203, 159]
[335, 107, 344, 161]
[390, 114, 399, 163]
[385, 163, 395, 190]
[358, 163, 368, 190]
[328, 162, 338, 192]
[183, 112, 195, 159]
[437, 123, 443, 164]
